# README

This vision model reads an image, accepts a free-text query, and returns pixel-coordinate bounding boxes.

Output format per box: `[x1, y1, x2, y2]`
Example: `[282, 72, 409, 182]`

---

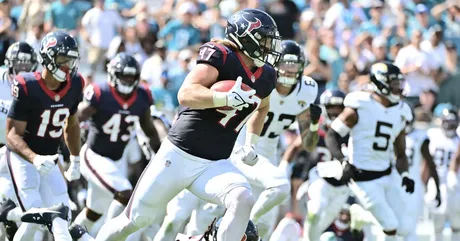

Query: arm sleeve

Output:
[325, 128, 347, 161]
[7, 75, 29, 121]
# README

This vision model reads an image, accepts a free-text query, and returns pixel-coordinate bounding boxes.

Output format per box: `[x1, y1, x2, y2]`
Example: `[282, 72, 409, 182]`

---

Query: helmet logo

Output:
[235, 13, 262, 37]
[44, 37, 57, 50]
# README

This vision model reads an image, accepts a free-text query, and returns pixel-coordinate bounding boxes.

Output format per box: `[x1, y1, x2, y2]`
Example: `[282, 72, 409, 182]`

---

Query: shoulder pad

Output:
[343, 91, 371, 109]
[299, 76, 318, 105]
[400, 102, 413, 123]
[196, 42, 229, 70]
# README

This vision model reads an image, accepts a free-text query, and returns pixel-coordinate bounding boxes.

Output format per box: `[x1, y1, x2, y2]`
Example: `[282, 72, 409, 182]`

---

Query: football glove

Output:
[214, 76, 256, 111]
[401, 172, 415, 193]
[309, 104, 322, 124]
[341, 160, 356, 183]
[64, 155, 80, 182]
[33, 154, 58, 176]
[235, 145, 258, 166]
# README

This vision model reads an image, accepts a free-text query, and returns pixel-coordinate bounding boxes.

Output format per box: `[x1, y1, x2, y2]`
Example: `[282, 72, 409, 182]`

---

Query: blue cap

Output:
[416, 4, 429, 14]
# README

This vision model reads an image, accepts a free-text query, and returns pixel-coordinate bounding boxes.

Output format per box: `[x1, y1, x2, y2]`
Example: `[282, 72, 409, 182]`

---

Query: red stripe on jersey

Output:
[235, 52, 263, 81]
[77, 73, 85, 91]
[110, 85, 137, 109]
[92, 83, 101, 101]
[15, 75, 28, 96]
[213, 43, 228, 64]
[35, 72, 72, 101]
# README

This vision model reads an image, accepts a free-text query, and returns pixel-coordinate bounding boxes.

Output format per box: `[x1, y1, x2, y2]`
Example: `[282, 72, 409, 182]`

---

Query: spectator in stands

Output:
[431, 0, 460, 55]
[265, 0, 299, 39]
[17, 0, 45, 39]
[407, 4, 434, 38]
[141, 40, 168, 88]
[106, 21, 147, 66]
[359, 0, 384, 37]
[304, 38, 331, 102]
[81, 0, 123, 75]
[45, 0, 82, 35]
[25, 22, 43, 51]
[387, 37, 404, 61]
[0, 0, 15, 63]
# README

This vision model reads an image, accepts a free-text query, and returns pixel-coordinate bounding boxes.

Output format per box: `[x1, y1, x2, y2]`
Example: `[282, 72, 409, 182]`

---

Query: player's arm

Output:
[139, 107, 161, 153]
[421, 139, 441, 196]
[177, 64, 219, 109]
[325, 107, 357, 162]
[64, 114, 80, 156]
[245, 95, 270, 139]
[394, 130, 409, 174]
[297, 105, 321, 152]
[6, 118, 36, 162]
[77, 101, 97, 122]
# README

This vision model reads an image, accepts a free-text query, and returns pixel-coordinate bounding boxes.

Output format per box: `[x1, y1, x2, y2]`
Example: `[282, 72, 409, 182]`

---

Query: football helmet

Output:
[369, 61, 404, 104]
[320, 89, 346, 125]
[5, 42, 38, 76]
[276, 40, 305, 86]
[434, 103, 459, 138]
[38, 31, 79, 82]
[226, 8, 282, 67]
[107, 52, 140, 95]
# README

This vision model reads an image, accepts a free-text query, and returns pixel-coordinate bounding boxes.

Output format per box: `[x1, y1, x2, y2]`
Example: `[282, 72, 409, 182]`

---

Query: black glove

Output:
[341, 160, 356, 183]
[309, 104, 322, 124]
[402, 176, 415, 193]
[435, 190, 442, 207]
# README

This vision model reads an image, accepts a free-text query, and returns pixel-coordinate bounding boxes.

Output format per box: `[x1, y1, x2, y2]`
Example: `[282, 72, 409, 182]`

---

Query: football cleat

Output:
[21, 203, 69, 232]
[68, 223, 88, 240]
[0, 199, 16, 222]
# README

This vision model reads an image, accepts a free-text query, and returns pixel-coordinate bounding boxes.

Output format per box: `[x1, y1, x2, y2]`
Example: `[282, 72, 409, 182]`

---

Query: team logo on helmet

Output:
[43, 36, 57, 50]
[234, 12, 262, 37]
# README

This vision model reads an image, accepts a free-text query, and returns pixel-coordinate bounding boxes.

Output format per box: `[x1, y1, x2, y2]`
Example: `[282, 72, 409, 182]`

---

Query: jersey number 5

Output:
[373, 121, 393, 151]
[37, 108, 70, 138]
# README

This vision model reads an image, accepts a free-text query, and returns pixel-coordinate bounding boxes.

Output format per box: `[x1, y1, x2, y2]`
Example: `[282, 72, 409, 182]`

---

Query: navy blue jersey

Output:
[168, 42, 277, 160]
[85, 82, 153, 160]
[8, 72, 84, 155]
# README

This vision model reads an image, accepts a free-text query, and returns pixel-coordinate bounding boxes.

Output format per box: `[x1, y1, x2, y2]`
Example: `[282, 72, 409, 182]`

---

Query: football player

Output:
[404, 107, 440, 241]
[1, 31, 83, 241]
[304, 89, 350, 241]
[0, 41, 38, 238]
[155, 39, 321, 241]
[425, 104, 460, 241]
[74, 53, 161, 233]
[325, 62, 414, 240]
[95, 8, 282, 241]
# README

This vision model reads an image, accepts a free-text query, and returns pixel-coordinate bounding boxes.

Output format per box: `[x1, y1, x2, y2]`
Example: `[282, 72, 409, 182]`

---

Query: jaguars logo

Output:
[298, 100, 307, 108]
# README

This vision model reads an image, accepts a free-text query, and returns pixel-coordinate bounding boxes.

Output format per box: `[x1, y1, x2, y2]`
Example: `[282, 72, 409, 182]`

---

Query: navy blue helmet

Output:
[107, 52, 141, 95]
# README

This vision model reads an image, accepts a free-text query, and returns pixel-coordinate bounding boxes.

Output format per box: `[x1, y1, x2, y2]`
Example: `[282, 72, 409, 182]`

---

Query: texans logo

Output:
[234, 12, 262, 37]
[44, 37, 57, 49]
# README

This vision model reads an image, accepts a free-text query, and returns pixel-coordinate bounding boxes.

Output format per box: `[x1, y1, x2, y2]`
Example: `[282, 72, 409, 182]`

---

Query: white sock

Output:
[13, 223, 40, 241]
[74, 210, 97, 233]
[106, 200, 125, 220]
[51, 217, 72, 241]
[6, 207, 22, 222]
[95, 214, 139, 241]
[250, 185, 289, 223]
[217, 187, 254, 241]
[78, 233, 95, 241]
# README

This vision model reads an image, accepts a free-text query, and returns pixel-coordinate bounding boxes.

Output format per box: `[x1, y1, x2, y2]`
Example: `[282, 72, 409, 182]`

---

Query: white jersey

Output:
[236, 76, 318, 164]
[406, 129, 428, 182]
[0, 67, 12, 144]
[346, 92, 412, 171]
[427, 127, 459, 184]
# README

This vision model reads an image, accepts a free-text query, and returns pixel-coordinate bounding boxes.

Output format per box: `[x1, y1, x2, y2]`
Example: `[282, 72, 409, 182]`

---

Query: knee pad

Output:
[114, 190, 132, 205]
[225, 187, 255, 214]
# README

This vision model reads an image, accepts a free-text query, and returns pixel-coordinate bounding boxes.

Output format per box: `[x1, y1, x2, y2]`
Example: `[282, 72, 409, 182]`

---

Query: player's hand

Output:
[447, 170, 458, 190]
[226, 76, 256, 111]
[309, 104, 322, 124]
[401, 175, 415, 194]
[435, 190, 442, 207]
[341, 160, 355, 183]
[64, 155, 80, 182]
[33, 154, 58, 176]
[235, 145, 258, 166]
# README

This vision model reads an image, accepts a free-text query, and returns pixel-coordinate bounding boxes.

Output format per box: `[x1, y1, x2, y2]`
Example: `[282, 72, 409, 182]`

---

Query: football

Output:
[210, 80, 253, 110]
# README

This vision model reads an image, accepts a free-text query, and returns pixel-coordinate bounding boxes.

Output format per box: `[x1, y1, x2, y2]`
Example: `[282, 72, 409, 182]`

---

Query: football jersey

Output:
[236, 76, 318, 164]
[168, 42, 276, 160]
[426, 127, 459, 184]
[345, 91, 412, 171]
[7, 72, 84, 155]
[0, 67, 12, 144]
[406, 129, 428, 182]
[84, 82, 153, 160]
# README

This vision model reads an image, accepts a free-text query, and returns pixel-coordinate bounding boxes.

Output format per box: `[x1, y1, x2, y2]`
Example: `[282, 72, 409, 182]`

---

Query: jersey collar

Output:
[35, 72, 71, 102]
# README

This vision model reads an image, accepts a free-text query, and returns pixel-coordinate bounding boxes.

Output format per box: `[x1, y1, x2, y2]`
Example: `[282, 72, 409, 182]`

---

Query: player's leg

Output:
[231, 155, 290, 234]
[95, 139, 200, 241]
[447, 188, 460, 241]
[349, 176, 399, 241]
[154, 190, 200, 241]
[186, 202, 225, 236]
[188, 159, 254, 241]
[401, 179, 424, 241]
[304, 177, 330, 241]
[269, 216, 302, 241]
[5, 149, 44, 241]
[76, 144, 133, 231]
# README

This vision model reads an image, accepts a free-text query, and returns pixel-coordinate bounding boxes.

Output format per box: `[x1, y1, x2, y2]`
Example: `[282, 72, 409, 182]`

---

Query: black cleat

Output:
[21, 203, 69, 232]
[4, 221, 18, 241]
[68, 223, 87, 240]
[0, 199, 16, 222]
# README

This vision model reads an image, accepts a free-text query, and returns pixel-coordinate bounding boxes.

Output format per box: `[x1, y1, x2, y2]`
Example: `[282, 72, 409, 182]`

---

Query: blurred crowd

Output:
[0, 0, 458, 120]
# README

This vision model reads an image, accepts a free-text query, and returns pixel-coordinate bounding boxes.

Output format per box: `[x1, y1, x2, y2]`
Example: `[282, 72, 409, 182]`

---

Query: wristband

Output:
[401, 171, 409, 178]
[212, 91, 227, 107]
[309, 123, 319, 132]
[245, 133, 259, 146]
